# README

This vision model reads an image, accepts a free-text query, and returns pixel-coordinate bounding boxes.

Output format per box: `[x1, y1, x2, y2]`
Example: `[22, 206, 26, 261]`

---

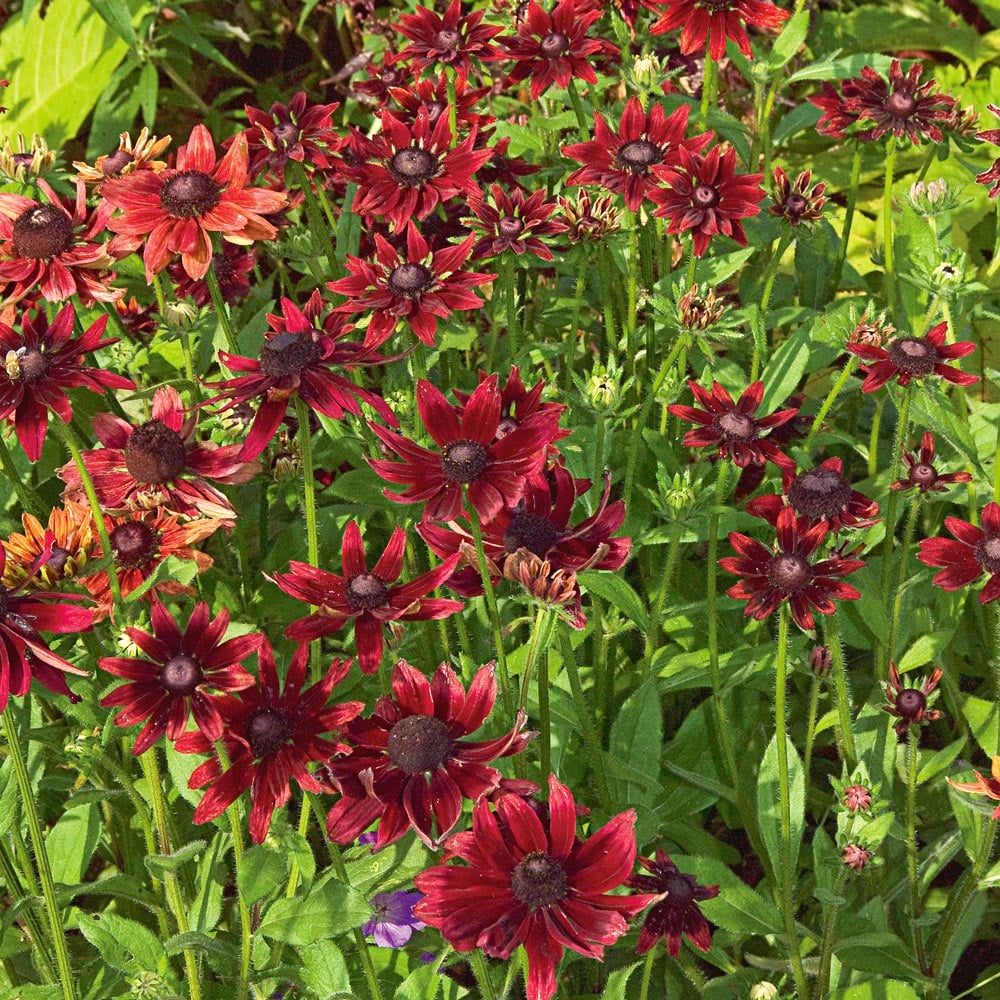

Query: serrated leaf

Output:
[144, 840, 207, 878]
[237, 844, 289, 907]
[603, 962, 642, 1000]
[897, 630, 954, 672]
[0, 757, 18, 837]
[578, 570, 647, 631]
[300, 940, 353, 998]
[834, 931, 922, 979]
[691, 248, 755, 288]
[828, 982, 920, 1000]
[257, 880, 371, 945]
[909, 383, 985, 478]
[919, 738, 973, 786]
[756, 733, 805, 879]
[163, 931, 239, 962]
[962, 696, 999, 759]
[76, 912, 165, 974]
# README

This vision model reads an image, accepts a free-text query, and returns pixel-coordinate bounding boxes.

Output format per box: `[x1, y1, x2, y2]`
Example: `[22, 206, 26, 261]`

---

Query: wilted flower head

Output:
[847, 308, 895, 349]
[677, 283, 726, 331]
[770, 167, 826, 226]
[0, 132, 57, 182]
[558, 189, 622, 242]
[2, 502, 95, 590]
[73, 128, 171, 185]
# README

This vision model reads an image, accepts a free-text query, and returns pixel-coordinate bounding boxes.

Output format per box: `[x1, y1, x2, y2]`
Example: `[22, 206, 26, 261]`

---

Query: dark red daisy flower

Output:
[352, 55, 411, 107]
[387, 73, 494, 134]
[769, 166, 826, 225]
[649, 145, 765, 256]
[809, 80, 863, 139]
[102, 123, 288, 281]
[644, 0, 790, 61]
[975, 104, 1000, 197]
[667, 379, 799, 469]
[58, 386, 258, 524]
[847, 60, 957, 146]
[562, 99, 712, 212]
[368, 375, 564, 523]
[0, 533, 93, 710]
[891, 432, 972, 493]
[918, 500, 1000, 605]
[414, 773, 651, 1000]
[98, 601, 262, 755]
[497, 0, 619, 100]
[464, 184, 568, 260]
[0, 176, 123, 305]
[169, 241, 256, 307]
[326, 659, 531, 850]
[269, 520, 464, 675]
[628, 850, 720, 956]
[0, 305, 134, 462]
[720, 506, 865, 631]
[949, 756, 1000, 818]
[396, 0, 504, 81]
[351, 109, 492, 230]
[202, 293, 398, 462]
[176, 643, 364, 845]
[746, 458, 881, 533]
[845, 321, 977, 392]
[475, 135, 542, 191]
[113, 295, 159, 343]
[237, 91, 340, 179]
[882, 662, 943, 737]
[83, 510, 224, 621]
[328, 221, 494, 349]
[418, 463, 630, 596]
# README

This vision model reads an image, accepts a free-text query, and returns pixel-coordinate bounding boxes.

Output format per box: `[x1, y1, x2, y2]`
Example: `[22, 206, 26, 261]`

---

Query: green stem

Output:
[886, 490, 922, 668]
[830, 142, 863, 296]
[814, 866, 849, 1000]
[292, 161, 338, 279]
[626, 208, 639, 375]
[775, 606, 809, 1000]
[224, 783, 252, 1000]
[140, 749, 202, 998]
[294, 395, 322, 680]
[643, 516, 684, 678]
[520, 609, 555, 777]
[803, 672, 822, 789]
[824, 613, 858, 770]
[804, 357, 857, 453]
[639, 948, 656, 1000]
[0, 429, 45, 517]
[204, 266, 239, 354]
[563, 247, 588, 394]
[1, 704, 77, 1000]
[700, 53, 717, 131]
[565, 78, 591, 138]
[867, 394, 885, 478]
[882, 137, 898, 314]
[470, 950, 499, 1000]
[752, 230, 794, 382]
[501, 253, 519, 359]
[907, 726, 929, 974]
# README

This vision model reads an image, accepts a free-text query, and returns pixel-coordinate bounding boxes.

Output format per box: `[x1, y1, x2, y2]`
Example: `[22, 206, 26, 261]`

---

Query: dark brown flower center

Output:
[498, 215, 525, 239]
[271, 120, 300, 145]
[616, 140, 662, 172]
[12, 153, 34, 170]
[540, 32, 569, 57]
[788, 468, 852, 520]
[886, 91, 917, 119]
[895, 687, 926, 719]
[510, 852, 568, 911]
[661, 870, 697, 905]
[785, 193, 808, 217]
[12, 204, 74, 259]
[259, 331, 323, 379]
[388, 262, 434, 297]
[46, 545, 72, 574]
[909, 462, 938, 488]
[101, 149, 135, 177]
[713, 410, 758, 442]
[504, 513, 559, 557]
[14, 348, 49, 383]
[124, 420, 188, 485]
[346, 572, 389, 610]
[160, 170, 221, 218]
[693, 184, 719, 209]
[424, 100, 448, 124]
[160, 653, 202, 694]
[387, 713, 454, 773]
[245, 709, 292, 758]
[441, 439, 489, 483]
[434, 28, 462, 50]
[110, 522, 159, 570]
[496, 415, 519, 438]
[886, 338, 938, 376]
[974, 535, 1000, 575]
[768, 553, 810, 592]
[390, 148, 439, 185]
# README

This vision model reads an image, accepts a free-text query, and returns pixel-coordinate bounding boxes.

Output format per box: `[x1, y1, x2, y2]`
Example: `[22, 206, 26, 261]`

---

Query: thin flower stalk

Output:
[822, 612, 859, 770]
[294, 394, 322, 679]
[815, 866, 850, 999]
[887, 490, 923, 668]
[907, 726, 929, 974]
[804, 355, 858, 452]
[519, 607, 556, 777]
[205, 265, 239, 353]
[830, 142, 863, 296]
[0, 429, 45, 516]
[883, 136, 898, 313]
[752, 229, 794, 382]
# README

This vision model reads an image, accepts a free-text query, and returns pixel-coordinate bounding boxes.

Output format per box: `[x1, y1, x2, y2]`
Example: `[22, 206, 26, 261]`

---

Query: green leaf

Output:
[86, 0, 135, 44]
[0, 0, 128, 146]
[299, 940, 353, 998]
[603, 963, 642, 1000]
[897, 630, 954, 672]
[237, 845, 289, 907]
[143, 840, 207, 878]
[0, 757, 18, 837]
[910, 383, 986, 478]
[768, 9, 810, 71]
[257, 880, 371, 945]
[137, 59, 158, 129]
[163, 931, 238, 962]
[794, 220, 838, 310]
[827, 982, 920, 1000]
[918, 737, 966, 785]
[756, 733, 805, 879]
[759, 325, 811, 412]
[609, 678, 663, 810]
[46, 801, 100, 885]
[342, 835, 432, 896]
[679, 855, 784, 937]
[76, 912, 165, 974]
[578, 570, 647, 631]
[963, 696, 999, 759]
[691, 248, 755, 288]
[834, 931, 923, 979]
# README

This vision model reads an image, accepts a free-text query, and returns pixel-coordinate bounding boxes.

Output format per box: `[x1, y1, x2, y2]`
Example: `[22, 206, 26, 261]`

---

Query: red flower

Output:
[0, 176, 122, 305]
[769, 166, 826, 225]
[176, 644, 363, 845]
[975, 104, 1000, 197]
[328, 221, 494, 348]
[809, 80, 862, 139]
[0, 306, 133, 462]
[368, 375, 563, 522]
[917, 500, 1000, 605]
[649, 145, 765, 256]
[891, 431, 972, 493]
[396, 0, 504, 80]
[270, 521, 463, 675]
[98, 601, 261, 755]
[464, 184, 568, 260]
[169, 242, 256, 307]
[628, 850, 719, 956]
[843, 785, 872, 812]
[562, 99, 711, 212]
[949, 756, 1000, 818]
[845, 321, 977, 392]
[387, 74, 494, 134]
[882, 662, 943, 737]
[102, 123, 287, 280]
[326, 659, 531, 849]
[202, 293, 397, 462]
[418, 463, 630, 596]
[497, 0, 619, 100]
[746, 457, 880, 533]
[720, 506, 865, 630]
[58, 386, 258, 523]
[351, 109, 492, 230]
[667, 379, 799, 469]
[238, 91, 340, 179]
[0, 534, 93, 710]
[645, 0, 790, 61]
[414, 774, 651, 1000]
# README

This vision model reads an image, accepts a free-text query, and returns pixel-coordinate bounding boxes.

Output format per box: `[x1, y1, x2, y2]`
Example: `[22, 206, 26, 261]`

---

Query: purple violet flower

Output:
[363, 891, 426, 948]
